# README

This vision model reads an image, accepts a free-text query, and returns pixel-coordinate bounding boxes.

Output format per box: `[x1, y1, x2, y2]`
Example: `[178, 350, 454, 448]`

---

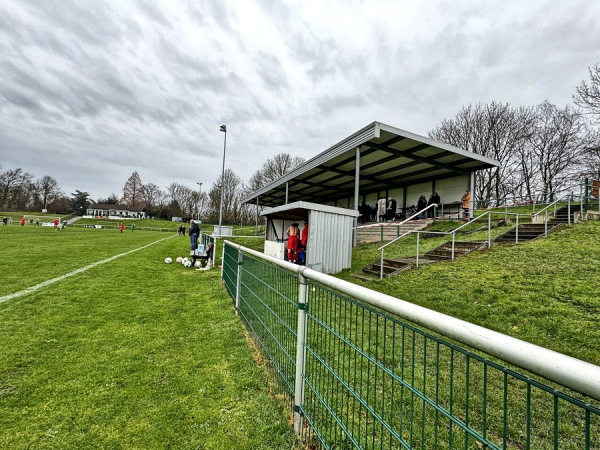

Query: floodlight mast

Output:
[218, 125, 227, 236]
[196, 182, 202, 221]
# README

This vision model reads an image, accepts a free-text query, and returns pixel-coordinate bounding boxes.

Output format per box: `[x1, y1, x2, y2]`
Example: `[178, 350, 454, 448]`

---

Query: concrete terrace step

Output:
[494, 223, 561, 243]
[424, 241, 486, 261]
[357, 220, 433, 244]
[362, 258, 415, 278]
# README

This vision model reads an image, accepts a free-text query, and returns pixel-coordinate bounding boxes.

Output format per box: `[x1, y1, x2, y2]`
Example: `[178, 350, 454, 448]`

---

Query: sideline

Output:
[0, 235, 177, 304]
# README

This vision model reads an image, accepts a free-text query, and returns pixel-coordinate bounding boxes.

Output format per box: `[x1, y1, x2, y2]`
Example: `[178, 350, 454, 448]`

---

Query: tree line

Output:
[2, 63, 599, 220]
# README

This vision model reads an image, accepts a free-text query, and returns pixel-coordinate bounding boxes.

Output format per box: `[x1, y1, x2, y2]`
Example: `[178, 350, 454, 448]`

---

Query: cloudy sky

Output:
[1, 1, 599, 201]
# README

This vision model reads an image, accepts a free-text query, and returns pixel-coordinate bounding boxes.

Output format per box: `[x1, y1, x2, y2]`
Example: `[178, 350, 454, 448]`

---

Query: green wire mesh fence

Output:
[223, 241, 600, 449]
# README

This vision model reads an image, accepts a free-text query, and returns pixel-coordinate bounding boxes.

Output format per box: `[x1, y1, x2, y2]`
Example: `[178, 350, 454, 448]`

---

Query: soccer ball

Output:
[183, 260, 192, 267]
[194, 260, 202, 268]
[182, 257, 189, 264]
[176, 257, 183, 263]
[164, 257, 172, 264]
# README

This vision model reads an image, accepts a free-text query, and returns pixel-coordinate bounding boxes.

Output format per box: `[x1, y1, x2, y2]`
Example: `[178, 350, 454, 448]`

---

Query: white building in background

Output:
[86, 203, 148, 220]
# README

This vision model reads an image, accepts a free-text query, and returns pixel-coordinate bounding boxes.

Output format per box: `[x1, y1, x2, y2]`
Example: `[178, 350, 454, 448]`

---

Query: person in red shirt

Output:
[119, 223, 125, 233]
[286, 223, 300, 263]
[53, 218, 59, 230]
[301, 220, 309, 248]
[20, 216, 26, 226]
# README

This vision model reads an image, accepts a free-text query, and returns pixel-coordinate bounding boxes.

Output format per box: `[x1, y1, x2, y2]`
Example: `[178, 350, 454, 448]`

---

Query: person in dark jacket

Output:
[417, 195, 427, 219]
[189, 220, 200, 255]
[427, 192, 441, 218]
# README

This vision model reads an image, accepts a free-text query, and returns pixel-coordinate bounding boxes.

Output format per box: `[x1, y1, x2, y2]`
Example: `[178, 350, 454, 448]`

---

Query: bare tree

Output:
[429, 102, 534, 201]
[574, 62, 600, 122]
[122, 171, 143, 208]
[249, 153, 305, 191]
[529, 101, 593, 200]
[0, 168, 34, 209]
[35, 175, 62, 211]
[206, 169, 242, 224]
[140, 183, 162, 209]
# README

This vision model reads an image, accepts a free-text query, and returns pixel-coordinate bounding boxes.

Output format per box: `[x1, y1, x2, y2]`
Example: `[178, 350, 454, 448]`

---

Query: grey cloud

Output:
[137, 1, 172, 28]
[255, 51, 290, 91]
[2, 89, 42, 111]
[317, 94, 369, 117]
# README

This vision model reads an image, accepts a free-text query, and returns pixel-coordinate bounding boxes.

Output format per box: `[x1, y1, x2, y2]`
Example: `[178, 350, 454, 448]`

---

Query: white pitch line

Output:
[0, 235, 177, 304]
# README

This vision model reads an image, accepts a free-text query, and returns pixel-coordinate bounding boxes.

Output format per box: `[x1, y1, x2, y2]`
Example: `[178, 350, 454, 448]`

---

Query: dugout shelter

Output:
[261, 201, 359, 274]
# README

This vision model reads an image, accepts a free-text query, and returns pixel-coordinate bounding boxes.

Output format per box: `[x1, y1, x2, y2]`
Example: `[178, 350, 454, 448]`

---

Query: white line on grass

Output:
[0, 235, 177, 304]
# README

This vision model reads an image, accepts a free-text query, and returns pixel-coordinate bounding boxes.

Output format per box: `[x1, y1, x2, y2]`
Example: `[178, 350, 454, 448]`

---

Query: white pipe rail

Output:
[225, 240, 600, 402]
[376, 209, 545, 279]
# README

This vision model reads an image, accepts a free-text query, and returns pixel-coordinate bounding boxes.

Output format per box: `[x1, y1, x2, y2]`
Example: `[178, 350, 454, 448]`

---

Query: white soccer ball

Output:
[183, 260, 192, 267]
[164, 257, 172, 264]
[194, 260, 202, 268]
[176, 257, 183, 263]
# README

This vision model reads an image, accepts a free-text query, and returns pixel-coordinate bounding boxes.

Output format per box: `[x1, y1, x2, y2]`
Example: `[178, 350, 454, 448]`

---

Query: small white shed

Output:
[261, 201, 359, 274]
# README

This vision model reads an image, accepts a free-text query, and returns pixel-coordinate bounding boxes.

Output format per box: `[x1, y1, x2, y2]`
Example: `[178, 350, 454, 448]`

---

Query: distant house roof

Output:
[88, 203, 145, 212]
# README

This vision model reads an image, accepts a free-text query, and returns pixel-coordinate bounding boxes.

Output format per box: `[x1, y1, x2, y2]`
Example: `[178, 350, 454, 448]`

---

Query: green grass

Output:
[341, 220, 600, 365]
[0, 226, 297, 449]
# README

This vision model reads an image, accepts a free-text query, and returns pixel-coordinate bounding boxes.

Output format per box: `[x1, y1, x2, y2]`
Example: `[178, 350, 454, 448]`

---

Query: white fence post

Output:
[416, 232, 420, 268]
[293, 271, 309, 434]
[488, 212, 491, 248]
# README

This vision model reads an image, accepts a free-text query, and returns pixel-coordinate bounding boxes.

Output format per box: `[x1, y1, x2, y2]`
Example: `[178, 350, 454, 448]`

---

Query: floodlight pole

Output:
[218, 125, 227, 236]
[196, 182, 202, 221]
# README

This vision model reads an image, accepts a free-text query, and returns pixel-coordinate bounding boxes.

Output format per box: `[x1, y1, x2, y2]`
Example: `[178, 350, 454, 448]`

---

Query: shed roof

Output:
[260, 201, 360, 220]
[242, 121, 500, 208]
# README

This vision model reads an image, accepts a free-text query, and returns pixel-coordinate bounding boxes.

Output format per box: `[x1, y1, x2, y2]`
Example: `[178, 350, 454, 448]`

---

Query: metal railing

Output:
[222, 240, 600, 449]
[377, 210, 536, 278]
[376, 193, 600, 279]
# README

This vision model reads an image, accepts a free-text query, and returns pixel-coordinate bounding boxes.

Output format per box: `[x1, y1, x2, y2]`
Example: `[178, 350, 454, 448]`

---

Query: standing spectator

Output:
[286, 222, 300, 263]
[377, 198, 386, 222]
[35, 218, 40, 226]
[301, 220, 309, 248]
[2, 217, 8, 226]
[189, 219, 200, 255]
[131, 223, 136, 232]
[461, 190, 472, 220]
[119, 223, 125, 233]
[359, 202, 372, 223]
[417, 195, 428, 219]
[20, 216, 26, 226]
[53, 218, 59, 230]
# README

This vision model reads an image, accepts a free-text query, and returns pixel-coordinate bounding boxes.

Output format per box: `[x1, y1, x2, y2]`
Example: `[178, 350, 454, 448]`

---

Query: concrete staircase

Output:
[360, 258, 415, 279]
[359, 241, 485, 279]
[357, 220, 432, 244]
[357, 205, 581, 280]
[495, 205, 573, 244]
[423, 241, 487, 261]
[494, 223, 560, 243]
[549, 205, 578, 225]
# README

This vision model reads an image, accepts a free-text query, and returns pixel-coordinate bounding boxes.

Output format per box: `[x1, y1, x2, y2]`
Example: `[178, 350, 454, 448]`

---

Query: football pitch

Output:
[0, 225, 296, 449]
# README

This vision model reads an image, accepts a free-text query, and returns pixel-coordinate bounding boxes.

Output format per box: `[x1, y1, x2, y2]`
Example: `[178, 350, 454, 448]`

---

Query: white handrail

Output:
[224, 240, 600, 402]
[376, 210, 540, 278]
[358, 203, 438, 230]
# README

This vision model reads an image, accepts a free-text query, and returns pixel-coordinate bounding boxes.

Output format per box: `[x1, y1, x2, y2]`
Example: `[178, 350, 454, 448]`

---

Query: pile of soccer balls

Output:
[164, 256, 202, 268]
